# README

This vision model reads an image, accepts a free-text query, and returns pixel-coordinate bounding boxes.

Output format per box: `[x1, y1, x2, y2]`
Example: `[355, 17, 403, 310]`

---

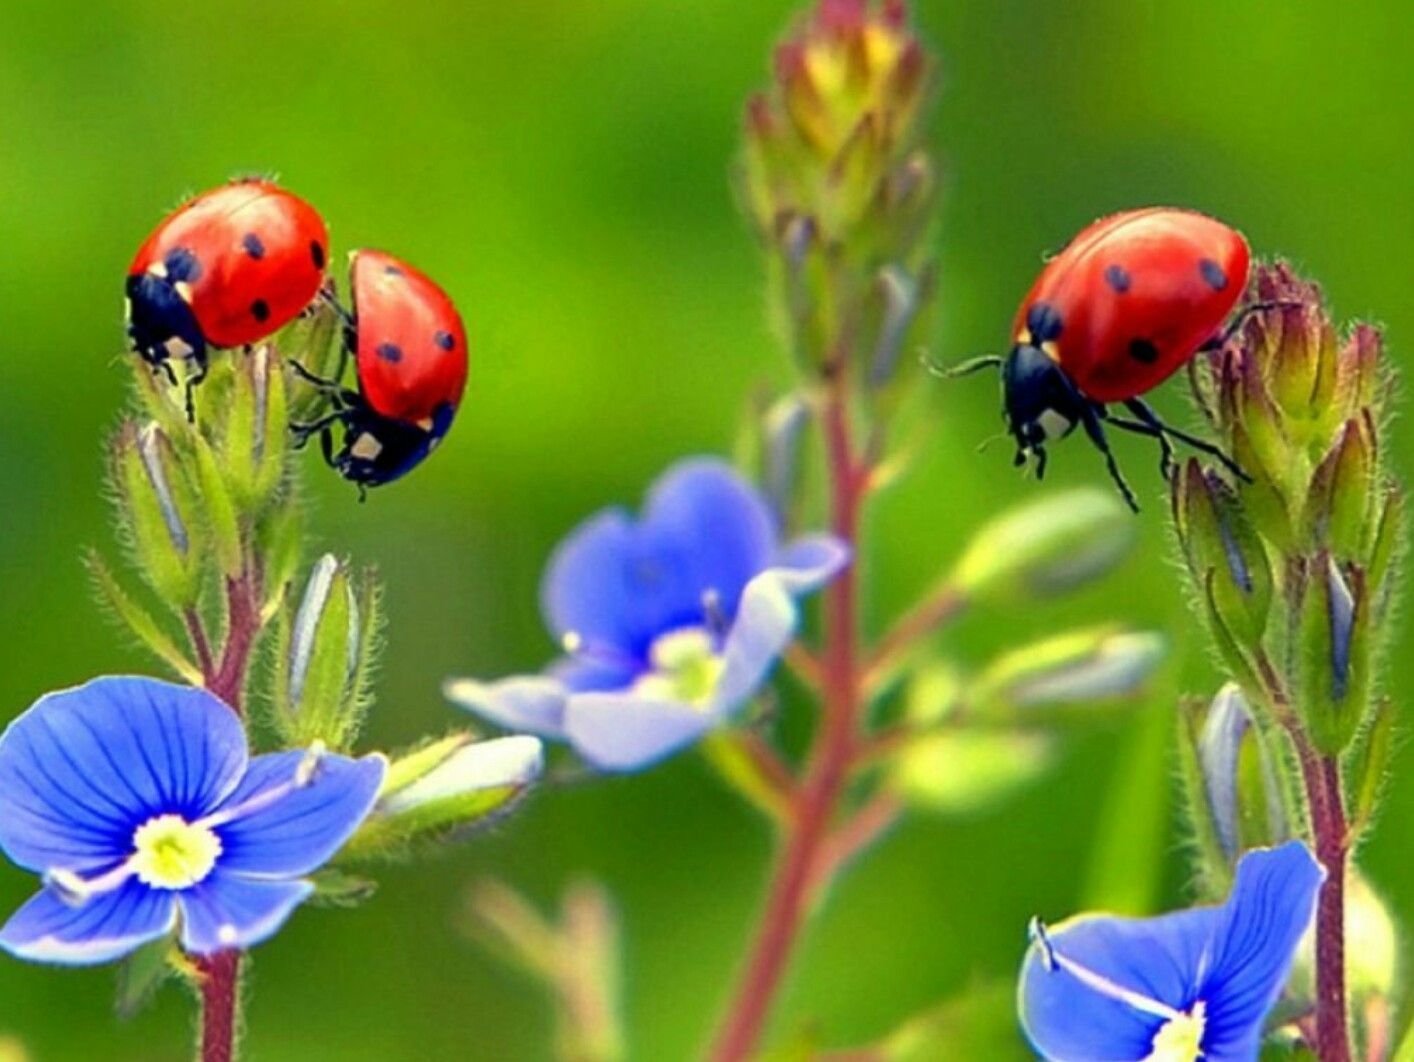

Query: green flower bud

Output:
[970, 627, 1163, 714]
[1307, 412, 1377, 560]
[222, 344, 289, 510]
[113, 422, 204, 607]
[1294, 553, 1370, 754]
[1195, 684, 1287, 861]
[949, 488, 1133, 606]
[280, 285, 347, 420]
[277, 554, 365, 749]
[344, 735, 543, 859]
[1172, 460, 1272, 648]
[761, 392, 811, 521]
[891, 729, 1053, 815]
[1334, 323, 1381, 422]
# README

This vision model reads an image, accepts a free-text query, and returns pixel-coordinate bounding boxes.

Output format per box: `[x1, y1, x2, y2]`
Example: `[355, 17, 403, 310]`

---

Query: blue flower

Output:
[0, 676, 385, 965]
[1019, 841, 1323, 1061]
[445, 458, 849, 771]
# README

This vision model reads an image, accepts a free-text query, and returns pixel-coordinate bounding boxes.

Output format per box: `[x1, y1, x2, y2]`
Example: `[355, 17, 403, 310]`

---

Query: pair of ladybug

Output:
[955, 206, 1262, 511]
[125, 179, 467, 488]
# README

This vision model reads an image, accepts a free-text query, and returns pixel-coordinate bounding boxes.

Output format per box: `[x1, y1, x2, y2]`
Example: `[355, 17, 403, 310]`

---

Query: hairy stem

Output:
[195, 950, 242, 1062]
[709, 377, 864, 1062]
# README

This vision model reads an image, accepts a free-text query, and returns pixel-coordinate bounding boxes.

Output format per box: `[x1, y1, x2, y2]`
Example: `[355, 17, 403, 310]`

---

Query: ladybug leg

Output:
[928, 354, 1003, 379]
[183, 358, 209, 423]
[1201, 299, 1307, 353]
[1079, 407, 1140, 513]
[1120, 398, 1250, 483]
[291, 410, 346, 450]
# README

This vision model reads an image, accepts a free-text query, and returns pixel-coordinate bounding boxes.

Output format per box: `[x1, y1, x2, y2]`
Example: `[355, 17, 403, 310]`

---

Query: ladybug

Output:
[292, 249, 468, 491]
[126, 179, 329, 398]
[951, 207, 1255, 511]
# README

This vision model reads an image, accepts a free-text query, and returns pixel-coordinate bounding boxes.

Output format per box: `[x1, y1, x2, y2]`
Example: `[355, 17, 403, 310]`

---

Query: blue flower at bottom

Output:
[1019, 841, 1323, 1061]
[445, 458, 849, 771]
[0, 676, 385, 964]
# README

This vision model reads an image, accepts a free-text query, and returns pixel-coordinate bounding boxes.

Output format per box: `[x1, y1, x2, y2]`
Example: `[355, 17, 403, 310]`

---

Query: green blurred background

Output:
[0, 1, 1409, 1057]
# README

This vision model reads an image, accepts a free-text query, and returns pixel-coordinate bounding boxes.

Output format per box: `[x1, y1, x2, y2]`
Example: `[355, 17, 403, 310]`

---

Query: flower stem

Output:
[709, 378, 864, 1062]
[195, 950, 242, 1062]
[1301, 747, 1351, 1062]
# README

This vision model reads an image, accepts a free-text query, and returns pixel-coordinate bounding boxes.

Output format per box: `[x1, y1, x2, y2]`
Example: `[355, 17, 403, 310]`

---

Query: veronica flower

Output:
[445, 458, 849, 771]
[0, 676, 385, 964]
[1019, 841, 1322, 1061]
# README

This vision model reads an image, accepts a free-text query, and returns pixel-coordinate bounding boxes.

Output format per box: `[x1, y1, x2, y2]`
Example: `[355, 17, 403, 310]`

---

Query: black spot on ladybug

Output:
[1103, 264, 1131, 293]
[434, 330, 455, 351]
[383, 265, 404, 277]
[376, 342, 403, 363]
[310, 241, 325, 269]
[164, 247, 202, 283]
[242, 233, 266, 259]
[1198, 258, 1228, 291]
[1128, 338, 1160, 364]
[1026, 302, 1063, 343]
[251, 299, 270, 323]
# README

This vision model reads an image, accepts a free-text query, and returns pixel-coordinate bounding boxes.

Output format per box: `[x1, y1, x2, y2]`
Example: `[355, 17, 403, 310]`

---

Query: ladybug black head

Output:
[1002, 343, 1085, 466]
[126, 249, 207, 370]
[328, 402, 457, 487]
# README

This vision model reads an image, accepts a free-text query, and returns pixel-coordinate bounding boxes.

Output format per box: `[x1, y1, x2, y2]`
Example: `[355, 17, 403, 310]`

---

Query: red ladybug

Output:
[953, 207, 1252, 510]
[127, 179, 328, 390]
[293, 250, 468, 490]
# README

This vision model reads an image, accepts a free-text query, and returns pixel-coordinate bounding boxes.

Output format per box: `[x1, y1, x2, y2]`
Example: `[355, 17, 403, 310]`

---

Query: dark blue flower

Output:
[0, 676, 385, 964]
[445, 458, 849, 771]
[1019, 841, 1322, 1061]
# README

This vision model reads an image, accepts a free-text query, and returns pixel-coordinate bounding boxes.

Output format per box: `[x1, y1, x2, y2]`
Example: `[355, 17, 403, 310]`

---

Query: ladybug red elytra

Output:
[126, 179, 329, 397]
[293, 249, 468, 491]
[951, 207, 1254, 511]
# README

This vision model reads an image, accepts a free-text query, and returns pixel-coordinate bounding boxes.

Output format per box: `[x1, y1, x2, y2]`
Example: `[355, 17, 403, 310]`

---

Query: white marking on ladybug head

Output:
[164, 337, 194, 359]
[174, 281, 193, 304]
[351, 433, 383, 461]
[147, 261, 169, 279]
[1037, 408, 1074, 440]
[416, 417, 434, 432]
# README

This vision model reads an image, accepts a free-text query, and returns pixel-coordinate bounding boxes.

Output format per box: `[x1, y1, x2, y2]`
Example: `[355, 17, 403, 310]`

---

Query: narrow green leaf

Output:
[1350, 698, 1395, 839]
[85, 552, 202, 684]
[307, 869, 379, 909]
[114, 934, 178, 1019]
[190, 433, 243, 578]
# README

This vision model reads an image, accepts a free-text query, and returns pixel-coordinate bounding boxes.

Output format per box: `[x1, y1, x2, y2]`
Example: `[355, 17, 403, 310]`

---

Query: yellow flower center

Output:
[130, 814, 222, 890]
[631, 628, 725, 709]
[1145, 1001, 1206, 1062]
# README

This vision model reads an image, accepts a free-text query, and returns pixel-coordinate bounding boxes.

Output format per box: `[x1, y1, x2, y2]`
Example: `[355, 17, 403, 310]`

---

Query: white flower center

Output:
[130, 814, 223, 890]
[631, 627, 725, 708]
[1146, 1001, 1206, 1061]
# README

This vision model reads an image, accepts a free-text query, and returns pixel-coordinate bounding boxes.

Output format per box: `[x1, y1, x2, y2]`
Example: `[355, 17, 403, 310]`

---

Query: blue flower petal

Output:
[1199, 841, 1323, 1057]
[540, 460, 779, 661]
[562, 693, 714, 772]
[177, 873, 313, 955]
[639, 459, 776, 620]
[1020, 909, 1211, 1060]
[547, 654, 639, 694]
[213, 751, 385, 879]
[0, 677, 247, 873]
[1019, 842, 1322, 1062]
[0, 881, 176, 966]
[712, 535, 850, 714]
[443, 676, 570, 739]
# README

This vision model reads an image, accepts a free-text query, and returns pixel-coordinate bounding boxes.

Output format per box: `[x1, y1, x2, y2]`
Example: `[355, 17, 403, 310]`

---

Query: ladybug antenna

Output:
[975, 430, 1009, 455]
[923, 353, 1004, 379]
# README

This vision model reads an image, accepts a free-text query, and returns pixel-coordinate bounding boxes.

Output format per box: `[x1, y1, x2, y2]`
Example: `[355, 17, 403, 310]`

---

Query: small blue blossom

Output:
[0, 676, 385, 964]
[445, 458, 849, 771]
[1019, 841, 1322, 1061]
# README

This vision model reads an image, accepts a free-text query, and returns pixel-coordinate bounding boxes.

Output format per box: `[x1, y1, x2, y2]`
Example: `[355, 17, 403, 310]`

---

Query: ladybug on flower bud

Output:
[126, 179, 329, 403]
[950, 207, 1256, 511]
[292, 250, 468, 493]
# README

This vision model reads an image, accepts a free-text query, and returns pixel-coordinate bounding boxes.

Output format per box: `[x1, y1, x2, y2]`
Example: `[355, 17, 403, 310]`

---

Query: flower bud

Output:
[344, 735, 543, 858]
[969, 627, 1163, 713]
[222, 344, 289, 510]
[949, 488, 1133, 606]
[1172, 460, 1272, 649]
[1307, 412, 1377, 560]
[1334, 323, 1381, 423]
[761, 392, 811, 521]
[281, 284, 347, 420]
[891, 729, 1053, 815]
[277, 554, 368, 749]
[1195, 684, 1286, 862]
[1294, 553, 1370, 754]
[113, 421, 204, 607]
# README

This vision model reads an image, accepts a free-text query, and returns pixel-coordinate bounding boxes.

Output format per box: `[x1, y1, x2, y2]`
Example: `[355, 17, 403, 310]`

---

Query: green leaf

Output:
[307, 868, 379, 908]
[114, 934, 178, 1020]
[1350, 698, 1395, 839]
[85, 552, 203, 684]
[1173, 697, 1232, 899]
[190, 432, 243, 579]
[700, 731, 791, 823]
[881, 982, 1027, 1061]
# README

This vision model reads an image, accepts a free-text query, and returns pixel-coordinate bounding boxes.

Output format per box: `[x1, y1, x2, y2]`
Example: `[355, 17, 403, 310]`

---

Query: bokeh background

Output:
[0, 1, 1409, 1058]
